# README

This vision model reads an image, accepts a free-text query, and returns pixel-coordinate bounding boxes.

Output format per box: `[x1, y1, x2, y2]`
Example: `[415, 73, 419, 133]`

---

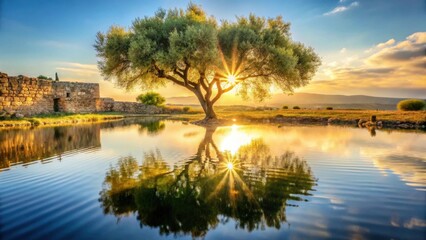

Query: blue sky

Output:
[0, 0, 425, 100]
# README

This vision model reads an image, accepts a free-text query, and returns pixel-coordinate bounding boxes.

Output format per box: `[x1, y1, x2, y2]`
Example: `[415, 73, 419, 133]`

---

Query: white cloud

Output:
[376, 39, 395, 48]
[367, 32, 426, 67]
[364, 48, 373, 53]
[350, 2, 359, 7]
[59, 62, 98, 70]
[340, 48, 347, 54]
[303, 32, 426, 97]
[407, 32, 426, 43]
[55, 62, 99, 76]
[324, 1, 359, 16]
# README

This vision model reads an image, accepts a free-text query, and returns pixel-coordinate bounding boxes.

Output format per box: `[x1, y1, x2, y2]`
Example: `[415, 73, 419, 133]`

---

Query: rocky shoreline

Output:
[254, 115, 426, 130]
[190, 115, 426, 130]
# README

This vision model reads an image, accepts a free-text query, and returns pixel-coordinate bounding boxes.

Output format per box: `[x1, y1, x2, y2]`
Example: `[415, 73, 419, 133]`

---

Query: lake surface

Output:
[0, 118, 425, 240]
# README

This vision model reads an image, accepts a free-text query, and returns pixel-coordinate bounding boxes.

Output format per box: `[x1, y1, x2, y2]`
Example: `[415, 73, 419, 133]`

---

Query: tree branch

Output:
[199, 74, 209, 92]
[153, 61, 195, 91]
[238, 72, 272, 81]
[211, 77, 222, 103]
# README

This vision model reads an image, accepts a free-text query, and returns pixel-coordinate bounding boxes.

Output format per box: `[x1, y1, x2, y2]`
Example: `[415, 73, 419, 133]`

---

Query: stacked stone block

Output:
[0, 72, 163, 116]
[53, 82, 100, 113]
[96, 98, 115, 112]
[112, 101, 163, 114]
[0, 73, 54, 116]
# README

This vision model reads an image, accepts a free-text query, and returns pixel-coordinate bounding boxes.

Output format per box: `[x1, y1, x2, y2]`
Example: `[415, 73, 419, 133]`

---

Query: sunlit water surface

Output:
[0, 118, 425, 240]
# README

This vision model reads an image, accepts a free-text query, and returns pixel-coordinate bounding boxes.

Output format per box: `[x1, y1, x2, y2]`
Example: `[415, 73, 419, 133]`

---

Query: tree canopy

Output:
[95, 3, 320, 120]
[136, 91, 166, 106]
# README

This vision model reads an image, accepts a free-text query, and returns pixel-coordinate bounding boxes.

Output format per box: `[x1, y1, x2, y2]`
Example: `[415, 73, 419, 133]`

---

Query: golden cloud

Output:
[305, 32, 426, 97]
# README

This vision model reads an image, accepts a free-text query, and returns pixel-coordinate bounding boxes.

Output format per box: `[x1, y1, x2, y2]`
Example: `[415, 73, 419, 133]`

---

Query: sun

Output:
[226, 162, 234, 170]
[227, 75, 236, 84]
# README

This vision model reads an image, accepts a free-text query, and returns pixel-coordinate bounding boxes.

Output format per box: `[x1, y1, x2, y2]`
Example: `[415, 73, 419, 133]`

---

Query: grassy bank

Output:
[0, 113, 124, 128]
[1, 109, 425, 129]
[172, 109, 425, 121]
[170, 109, 426, 128]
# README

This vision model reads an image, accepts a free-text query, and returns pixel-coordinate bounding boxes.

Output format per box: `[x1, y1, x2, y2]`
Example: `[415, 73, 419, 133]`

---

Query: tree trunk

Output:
[193, 88, 218, 121]
[204, 102, 217, 120]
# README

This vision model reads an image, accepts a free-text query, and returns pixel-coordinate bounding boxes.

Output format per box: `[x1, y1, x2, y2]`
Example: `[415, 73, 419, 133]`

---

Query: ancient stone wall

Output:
[0, 73, 54, 116]
[0, 72, 164, 116]
[0, 72, 99, 116]
[95, 98, 163, 114]
[96, 98, 115, 112]
[112, 101, 163, 114]
[53, 82, 99, 113]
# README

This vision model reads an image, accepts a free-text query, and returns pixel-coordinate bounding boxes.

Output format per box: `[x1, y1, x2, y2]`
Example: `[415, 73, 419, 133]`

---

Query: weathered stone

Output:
[110, 101, 163, 114]
[0, 72, 164, 116]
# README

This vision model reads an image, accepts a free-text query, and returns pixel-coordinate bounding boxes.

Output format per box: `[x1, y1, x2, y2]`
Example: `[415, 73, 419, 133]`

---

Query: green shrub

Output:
[136, 92, 166, 106]
[37, 75, 52, 80]
[182, 106, 190, 113]
[282, 106, 288, 109]
[28, 119, 41, 126]
[293, 106, 300, 110]
[397, 99, 426, 111]
[326, 107, 333, 110]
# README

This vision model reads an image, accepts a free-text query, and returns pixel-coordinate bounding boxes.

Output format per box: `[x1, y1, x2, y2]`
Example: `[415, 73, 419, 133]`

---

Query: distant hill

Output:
[166, 93, 421, 110]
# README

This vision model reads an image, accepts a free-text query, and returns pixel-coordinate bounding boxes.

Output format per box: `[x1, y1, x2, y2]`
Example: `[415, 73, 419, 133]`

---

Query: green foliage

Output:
[136, 92, 165, 106]
[37, 75, 52, 80]
[27, 119, 41, 126]
[94, 3, 320, 113]
[182, 106, 191, 112]
[397, 99, 426, 111]
[293, 106, 300, 109]
[99, 128, 316, 237]
[326, 107, 333, 110]
[282, 106, 288, 109]
[55, 72, 59, 81]
[138, 120, 166, 136]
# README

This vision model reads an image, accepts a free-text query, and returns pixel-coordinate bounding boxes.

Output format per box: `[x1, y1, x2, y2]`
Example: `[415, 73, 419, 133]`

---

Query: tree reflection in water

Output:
[99, 126, 317, 238]
[138, 120, 166, 136]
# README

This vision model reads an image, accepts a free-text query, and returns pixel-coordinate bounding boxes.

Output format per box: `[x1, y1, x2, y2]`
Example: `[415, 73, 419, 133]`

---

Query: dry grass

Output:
[0, 113, 124, 127]
[171, 109, 426, 122]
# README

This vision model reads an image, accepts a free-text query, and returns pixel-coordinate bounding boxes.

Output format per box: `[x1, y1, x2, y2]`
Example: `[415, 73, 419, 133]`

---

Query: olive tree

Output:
[94, 4, 320, 121]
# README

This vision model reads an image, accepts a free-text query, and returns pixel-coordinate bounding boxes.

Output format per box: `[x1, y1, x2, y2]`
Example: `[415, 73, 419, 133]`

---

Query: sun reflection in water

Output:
[220, 124, 252, 155]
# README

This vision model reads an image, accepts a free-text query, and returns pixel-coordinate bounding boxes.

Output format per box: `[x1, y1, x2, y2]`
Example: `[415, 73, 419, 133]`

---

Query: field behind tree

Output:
[170, 106, 426, 123]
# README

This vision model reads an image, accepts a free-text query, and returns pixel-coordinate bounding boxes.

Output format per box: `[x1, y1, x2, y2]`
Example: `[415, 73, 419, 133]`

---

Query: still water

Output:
[0, 118, 425, 239]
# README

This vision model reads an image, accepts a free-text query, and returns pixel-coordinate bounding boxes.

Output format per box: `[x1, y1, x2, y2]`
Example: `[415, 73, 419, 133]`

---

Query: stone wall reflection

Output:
[0, 125, 101, 169]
